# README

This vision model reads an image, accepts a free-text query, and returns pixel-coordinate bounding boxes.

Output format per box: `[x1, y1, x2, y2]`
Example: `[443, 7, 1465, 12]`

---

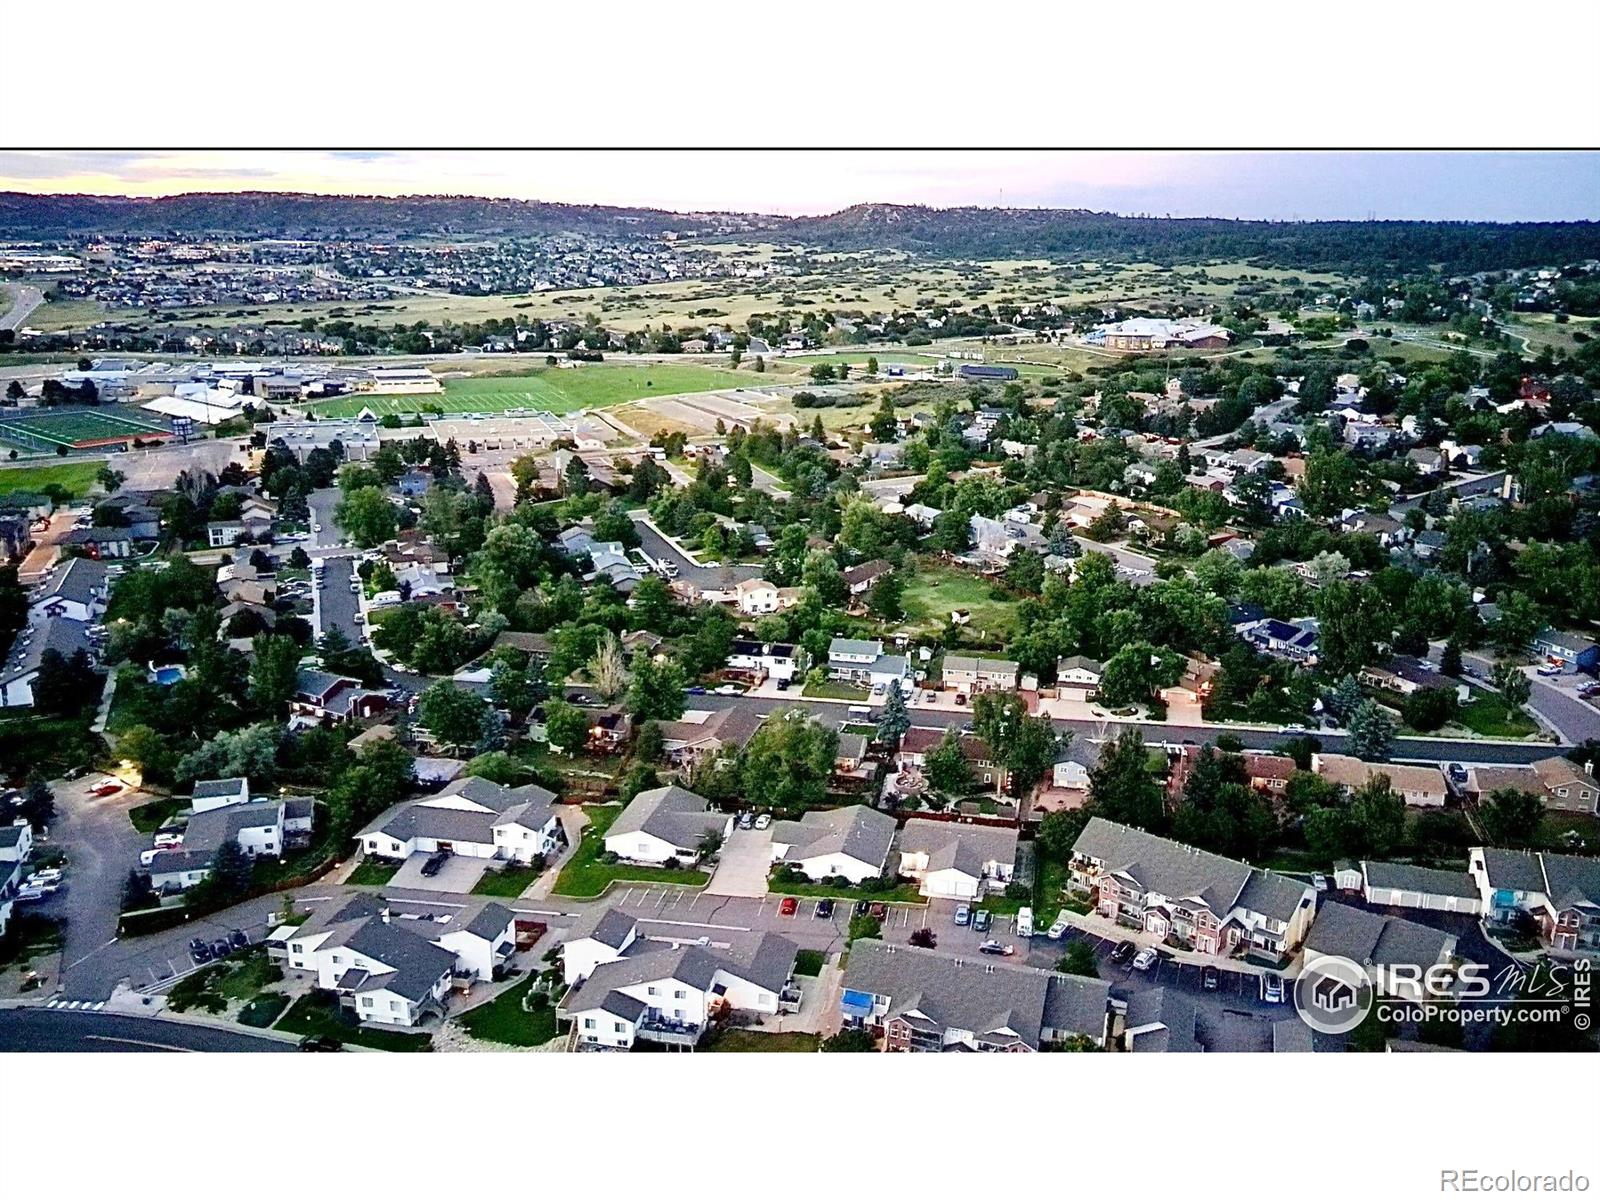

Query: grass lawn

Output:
[1536, 809, 1600, 852]
[801, 678, 869, 701]
[553, 805, 710, 898]
[0, 460, 104, 499]
[237, 993, 290, 1028]
[216, 951, 284, 1002]
[306, 362, 751, 418]
[704, 1030, 819, 1053]
[794, 949, 825, 977]
[346, 858, 402, 886]
[128, 797, 182, 834]
[273, 991, 433, 1051]
[1450, 694, 1540, 739]
[901, 560, 1020, 639]
[456, 976, 561, 1047]
[472, 864, 542, 897]
[767, 874, 924, 904]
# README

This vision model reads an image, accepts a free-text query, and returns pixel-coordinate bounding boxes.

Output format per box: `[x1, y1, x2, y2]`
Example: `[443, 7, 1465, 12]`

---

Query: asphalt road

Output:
[307, 486, 345, 551]
[683, 693, 1566, 766]
[314, 556, 363, 645]
[0, 1007, 295, 1052]
[0, 284, 44, 331]
[628, 511, 764, 589]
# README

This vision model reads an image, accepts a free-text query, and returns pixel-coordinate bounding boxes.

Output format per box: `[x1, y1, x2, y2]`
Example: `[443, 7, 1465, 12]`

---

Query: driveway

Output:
[389, 853, 490, 893]
[34, 776, 154, 999]
[706, 828, 772, 897]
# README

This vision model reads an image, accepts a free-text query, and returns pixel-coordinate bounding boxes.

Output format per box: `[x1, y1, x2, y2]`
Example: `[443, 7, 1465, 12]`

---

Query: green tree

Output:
[333, 485, 398, 548]
[419, 682, 491, 751]
[1057, 941, 1098, 978]
[1479, 787, 1543, 848]
[1345, 699, 1396, 762]
[821, 1028, 876, 1052]
[867, 572, 905, 620]
[1491, 661, 1532, 712]
[739, 709, 838, 810]
[543, 699, 591, 754]
[627, 653, 688, 722]
[875, 684, 910, 748]
[248, 633, 302, 715]
[924, 728, 974, 795]
[1348, 774, 1406, 857]
[1088, 729, 1166, 831]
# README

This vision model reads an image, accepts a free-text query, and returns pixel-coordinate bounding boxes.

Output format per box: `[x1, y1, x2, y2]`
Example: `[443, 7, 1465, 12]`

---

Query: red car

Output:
[779, 896, 798, 916]
[869, 903, 888, 920]
[90, 782, 123, 798]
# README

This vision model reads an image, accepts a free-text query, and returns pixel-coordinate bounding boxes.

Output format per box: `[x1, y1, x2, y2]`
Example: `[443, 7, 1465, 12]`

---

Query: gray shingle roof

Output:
[1303, 901, 1454, 968]
[770, 805, 897, 873]
[1477, 847, 1550, 894]
[343, 919, 457, 1002]
[1362, 860, 1479, 900]
[1539, 852, 1600, 911]
[608, 785, 725, 850]
[192, 777, 249, 800]
[566, 906, 637, 950]
[463, 902, 515, 941]
[898, 819, 1018, 881]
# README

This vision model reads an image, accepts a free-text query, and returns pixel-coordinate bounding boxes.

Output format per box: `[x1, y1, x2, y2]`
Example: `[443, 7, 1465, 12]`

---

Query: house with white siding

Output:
[769, 805, 897, 884]
[896, 819, 1018, 900]
[357, 777, 565, 866]
[1358, 860, 1483, 914]
[603, 785, 731, 866]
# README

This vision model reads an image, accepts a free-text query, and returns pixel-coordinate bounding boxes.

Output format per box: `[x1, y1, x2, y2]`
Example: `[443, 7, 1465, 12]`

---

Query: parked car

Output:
[89, 781, 122, 798]
[229, 929, 248, 951]
[854, 900, 871, 917]
[210, 939, 231, 960]
[299, 1034, 344, 1052]
[754, 813, 771, 830]
[972, 909, 992, 933]
[779, 896, 798, 916]
[420, 850, 450, 878]
[189, 938, 210, 962]
[978, 940, 1015, 956]
[25, 868, 62, 886]
[738, 812, 754, 831]
[869, 903, 888, 920]
[1201, 965, 1220, 991]
[1015, 907, 1034, 938]
[774, 679, 790, 691]
[1537, 664, 1562, 677]
[815, 899, 835, 919]
[954, 905, 971, 926]
[1312, 873, 1329, 892]
[1047, 916, 1070, 940]
[1261, 974, 1285, 1004]
[1131, 947, 1159, 972]
[1111, 940, 1137, 965]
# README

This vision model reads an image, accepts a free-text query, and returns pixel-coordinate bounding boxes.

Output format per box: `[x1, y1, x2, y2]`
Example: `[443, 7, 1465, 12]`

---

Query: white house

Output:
[357, 777, 565, 866]
[734, 577, 780, 615]
[28, 558, 111, 624]
[896, 819, 1018, 900]
[1055, 655, 1103, 701]
[769, 805, 898, 885]
[190, 777, 251, 814]
[941, 655, 1019, 694]
[827, 637, 910, 691]
[1358, 860, 1483, 914]
[561, 907, 642, 986]
[726, 639, 797, 682]
[603, 785, 731, 866]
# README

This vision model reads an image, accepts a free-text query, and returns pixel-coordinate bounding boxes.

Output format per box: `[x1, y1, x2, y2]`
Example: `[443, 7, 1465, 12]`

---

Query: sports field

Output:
[305, 362, 755, 418]
[0, 460, 104, 498]
[0, 408, 171, 450]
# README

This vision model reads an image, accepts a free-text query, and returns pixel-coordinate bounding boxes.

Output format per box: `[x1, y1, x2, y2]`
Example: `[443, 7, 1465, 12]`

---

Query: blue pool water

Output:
[153, 666, 185, 686]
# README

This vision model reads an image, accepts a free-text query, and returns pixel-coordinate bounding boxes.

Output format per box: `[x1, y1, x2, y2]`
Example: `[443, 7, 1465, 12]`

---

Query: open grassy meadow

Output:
[901, 559, 1022, 639]
[0, 459, 105, 498]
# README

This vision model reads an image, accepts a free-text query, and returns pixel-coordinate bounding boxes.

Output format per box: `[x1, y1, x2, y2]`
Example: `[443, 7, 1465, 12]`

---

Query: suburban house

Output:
[1467, 757, 1599, 816]
[0, 616, 95, 708]
[1529, 627, 1600, 673]
[941, 654, 1019, 695]
[1468, 848, 1600, 955]
[1070, 817, 1315, 961]
[768, 804, 897, 884]
[603, 785, 732, 866]
[726, 639, 797, 682]
[1357, 860, 1484, 914]
[1054, 655, 1103, 701]
[839, 940, 1111, 1051]
[734, 577, 779, 615]
[290, 668, 390, 727]
[58, 527, 135, 558]
[896, 818, 1018, 900]
[1238, 616, 1320, 662]
[145, 799, 298, 893]
[655, 706, 765, 766]
[843, 559, 892, 596]
[827, 637, 910, 692]
[285, 894, 519, 1027]
[896, 727, 1007, 792]
[357, 777, 565, 866]
[1302, 901, 1458, 994]
[559, 914, 800, 1049]
[1359, 656, 1466, 702]
[191, 776, 251, 814]
[28, 557, 111, 624]
[1312, 754, 1448, 808]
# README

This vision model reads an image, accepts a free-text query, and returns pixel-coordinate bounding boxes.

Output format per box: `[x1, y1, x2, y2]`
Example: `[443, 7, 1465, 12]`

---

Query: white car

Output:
[754, 813, 771, 830]
[312, 522, 323, 532]
[26, 868, 62, 885]
[1131, 947, 1159, 972]
[1261, 974, 1285, 1004]
[1311, 872, 1329, 892]
[1047, 917, 1070, 940]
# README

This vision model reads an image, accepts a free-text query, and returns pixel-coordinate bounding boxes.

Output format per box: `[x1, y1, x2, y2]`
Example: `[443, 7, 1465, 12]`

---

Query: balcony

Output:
[637, 1016, 703, 1047]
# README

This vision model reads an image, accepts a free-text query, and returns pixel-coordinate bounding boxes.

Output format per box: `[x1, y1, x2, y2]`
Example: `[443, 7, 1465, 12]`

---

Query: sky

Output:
[1, 151, 1596, 222]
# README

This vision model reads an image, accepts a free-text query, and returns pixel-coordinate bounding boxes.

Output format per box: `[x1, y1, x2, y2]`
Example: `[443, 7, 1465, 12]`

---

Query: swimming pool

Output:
[152, 666, 186, 686]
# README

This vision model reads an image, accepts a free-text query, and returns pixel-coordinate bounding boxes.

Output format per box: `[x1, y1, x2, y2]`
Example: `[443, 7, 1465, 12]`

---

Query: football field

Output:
[306, 362, 754, 418]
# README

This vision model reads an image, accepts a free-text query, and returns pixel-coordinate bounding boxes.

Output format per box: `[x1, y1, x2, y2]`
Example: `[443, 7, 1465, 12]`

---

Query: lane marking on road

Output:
[64, 937, 120, 971]
[85, 1034, 193, 1052]
[636, 918, 751, 932]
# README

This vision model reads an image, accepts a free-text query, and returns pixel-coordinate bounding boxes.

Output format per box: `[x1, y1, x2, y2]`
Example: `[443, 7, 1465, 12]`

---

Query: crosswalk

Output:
[43, 999, 106, 1011]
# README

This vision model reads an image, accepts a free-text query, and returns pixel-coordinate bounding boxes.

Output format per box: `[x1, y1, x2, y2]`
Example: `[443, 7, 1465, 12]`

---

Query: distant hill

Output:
[3, 191, 1597, 272]
[0, 191, 753, 239]
[785, 203, 1600, 273]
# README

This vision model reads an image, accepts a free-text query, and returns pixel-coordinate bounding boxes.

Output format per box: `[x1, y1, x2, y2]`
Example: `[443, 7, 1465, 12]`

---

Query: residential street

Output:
[0, 1007, 295, 1052]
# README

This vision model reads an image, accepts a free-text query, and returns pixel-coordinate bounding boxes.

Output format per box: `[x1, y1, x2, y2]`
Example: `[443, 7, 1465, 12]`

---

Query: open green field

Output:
[0, 460, 105, 498]
[305, 362, 754, 418]
[0, 408, 169, 450]
[901, 559, 1022, 639]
